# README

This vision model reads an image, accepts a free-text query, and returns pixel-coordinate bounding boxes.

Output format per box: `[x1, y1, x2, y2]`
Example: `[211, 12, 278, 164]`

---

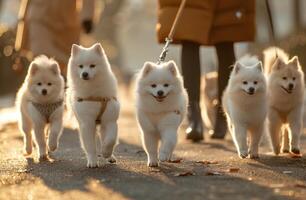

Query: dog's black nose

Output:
[289, 83, 294, 90]
[82, 72, 89, 79]
[248, 87, 255, 93]
[42, 89, 47, 95]
[157, 90, 164, 96]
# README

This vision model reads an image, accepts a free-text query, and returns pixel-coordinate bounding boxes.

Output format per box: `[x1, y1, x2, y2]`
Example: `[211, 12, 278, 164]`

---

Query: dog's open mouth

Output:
[151, 94, 167, 102]
[82, 77, 90, 80]
[243, 90, 255, 95]
[281, 86, 293, 94]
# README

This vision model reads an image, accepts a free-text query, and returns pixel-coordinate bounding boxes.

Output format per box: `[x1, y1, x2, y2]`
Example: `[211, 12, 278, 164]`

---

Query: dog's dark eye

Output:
[243, 81, 247, 85]
[37, 82, 42, 86]
[90, 64, 96, 68]
[282, 77, 287, 80]
[47, 82, 52, 86]
[293, 77, 296, 80]
[164, 83, 169, 87]
[151, 84, 157, 88]
[254, 81, 258, 85]
[79, 65, 83, 69]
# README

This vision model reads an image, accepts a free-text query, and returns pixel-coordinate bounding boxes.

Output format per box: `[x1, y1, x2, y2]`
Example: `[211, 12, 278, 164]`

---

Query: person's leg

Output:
[181, 41, 204, 141]
[211, 42, 235, 139]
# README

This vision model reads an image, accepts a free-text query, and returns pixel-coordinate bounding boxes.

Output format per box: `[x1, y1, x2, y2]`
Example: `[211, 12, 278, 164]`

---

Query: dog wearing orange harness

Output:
[67, 43, 120, 168]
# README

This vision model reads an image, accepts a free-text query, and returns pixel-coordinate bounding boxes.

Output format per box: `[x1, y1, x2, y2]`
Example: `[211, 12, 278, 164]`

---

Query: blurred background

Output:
[1, 0, 306, 115]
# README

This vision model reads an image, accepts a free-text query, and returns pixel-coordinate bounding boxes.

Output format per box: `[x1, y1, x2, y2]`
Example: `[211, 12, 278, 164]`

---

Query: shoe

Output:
[210, 106, 227, 139]
[186, 102, 204, 142]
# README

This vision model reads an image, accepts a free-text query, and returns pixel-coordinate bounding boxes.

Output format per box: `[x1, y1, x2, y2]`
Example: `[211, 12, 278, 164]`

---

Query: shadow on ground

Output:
[11, 128, 292, 200]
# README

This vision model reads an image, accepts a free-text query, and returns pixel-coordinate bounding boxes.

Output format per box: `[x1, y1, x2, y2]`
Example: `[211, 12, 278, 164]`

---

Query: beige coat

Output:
[19, 0, 95, 72]
[157, 0, 255, 45]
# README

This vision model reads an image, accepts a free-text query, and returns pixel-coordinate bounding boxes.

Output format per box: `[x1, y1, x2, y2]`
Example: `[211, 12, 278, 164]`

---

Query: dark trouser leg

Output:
[181, 41, 204, 142]
[211, 42, 235, 139]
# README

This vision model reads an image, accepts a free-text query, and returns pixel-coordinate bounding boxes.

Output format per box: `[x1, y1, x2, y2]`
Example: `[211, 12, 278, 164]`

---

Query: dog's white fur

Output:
[67, 43, 120, 168]
[135, 61, 188, 167]
[16, 55, 65, 160]
[223, 55, 267, 158]
[264, 47, 304, 155]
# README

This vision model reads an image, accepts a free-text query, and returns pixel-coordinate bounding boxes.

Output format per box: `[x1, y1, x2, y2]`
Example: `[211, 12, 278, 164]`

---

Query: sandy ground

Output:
[1, 86, 306, 200]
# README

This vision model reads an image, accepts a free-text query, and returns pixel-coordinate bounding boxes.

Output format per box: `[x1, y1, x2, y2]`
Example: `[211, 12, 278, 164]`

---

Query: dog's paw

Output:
[48, 141, 58, 152]
[23, 147, 32, 156]
[38, 154, 49, 162]
[87, 157, 99, 168]
[148, 160, 159, 167]
[273, 146, 281, 155]
[249, 154, 259, 159]
[107, 155, 117, 163]
[239, 151, 248, 159]
[291, 148, 300, 155]
[282, 149, 290, 153]
[159, 152, 171, 162]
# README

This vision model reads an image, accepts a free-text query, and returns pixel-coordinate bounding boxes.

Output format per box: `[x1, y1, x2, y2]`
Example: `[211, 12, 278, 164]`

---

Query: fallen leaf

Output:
[205, 171, 222, 176]
[228, 168, 240, 173]
[294, 183, 306, 188]
[196, 160, 218, 165]
[174, 171, 195, 177]
[168, 158, 183, 163]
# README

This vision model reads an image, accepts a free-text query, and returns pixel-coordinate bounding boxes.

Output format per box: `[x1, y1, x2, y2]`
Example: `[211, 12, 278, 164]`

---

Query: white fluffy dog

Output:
[135, 61, 188, 167]
[16, 55, 65, 160]
[67, 43, 120, 168]
[222, 56, 267, 158]
[264, 47, 305, 155]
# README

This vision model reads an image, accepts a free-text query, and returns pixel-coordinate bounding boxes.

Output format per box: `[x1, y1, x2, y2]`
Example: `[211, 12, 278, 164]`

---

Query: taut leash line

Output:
[157, 0, 187, 64]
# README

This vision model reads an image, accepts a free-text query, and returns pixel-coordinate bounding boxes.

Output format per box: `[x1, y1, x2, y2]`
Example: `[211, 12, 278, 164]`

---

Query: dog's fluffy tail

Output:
[263, 47, 289, 74]
[237, 54, 260, 67]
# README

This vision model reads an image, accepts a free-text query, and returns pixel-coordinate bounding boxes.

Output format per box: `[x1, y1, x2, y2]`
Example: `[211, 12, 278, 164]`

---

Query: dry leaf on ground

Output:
[174, 171, 195, 177]
[196, 160, 218, 165]
[294, 183, 306, 188]
[168, 158, 183, 163]
[227, 168, 240, 173]
[205, 171, 222, 176]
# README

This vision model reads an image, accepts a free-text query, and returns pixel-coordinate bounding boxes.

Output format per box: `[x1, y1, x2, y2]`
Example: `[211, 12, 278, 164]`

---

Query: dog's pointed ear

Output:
[272, 57, 285, 71]
[71, 44, 80, 56]
[92, 43, 104, 55]
[255, 61, 263, 72]
[234, 62, 243, 74]
[289, 56, 301, 70]
[29, 63, 38, 76]
[141, 62, 154, 77]
[50, 62, 60, 75]
[166, 60, 178, 76]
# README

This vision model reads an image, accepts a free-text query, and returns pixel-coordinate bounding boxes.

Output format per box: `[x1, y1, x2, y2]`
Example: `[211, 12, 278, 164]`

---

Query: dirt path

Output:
[1, 88, 306, 200]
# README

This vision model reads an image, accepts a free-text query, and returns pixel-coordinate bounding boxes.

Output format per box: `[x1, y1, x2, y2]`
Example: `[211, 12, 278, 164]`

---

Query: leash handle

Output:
[157, 0, 187, 64]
